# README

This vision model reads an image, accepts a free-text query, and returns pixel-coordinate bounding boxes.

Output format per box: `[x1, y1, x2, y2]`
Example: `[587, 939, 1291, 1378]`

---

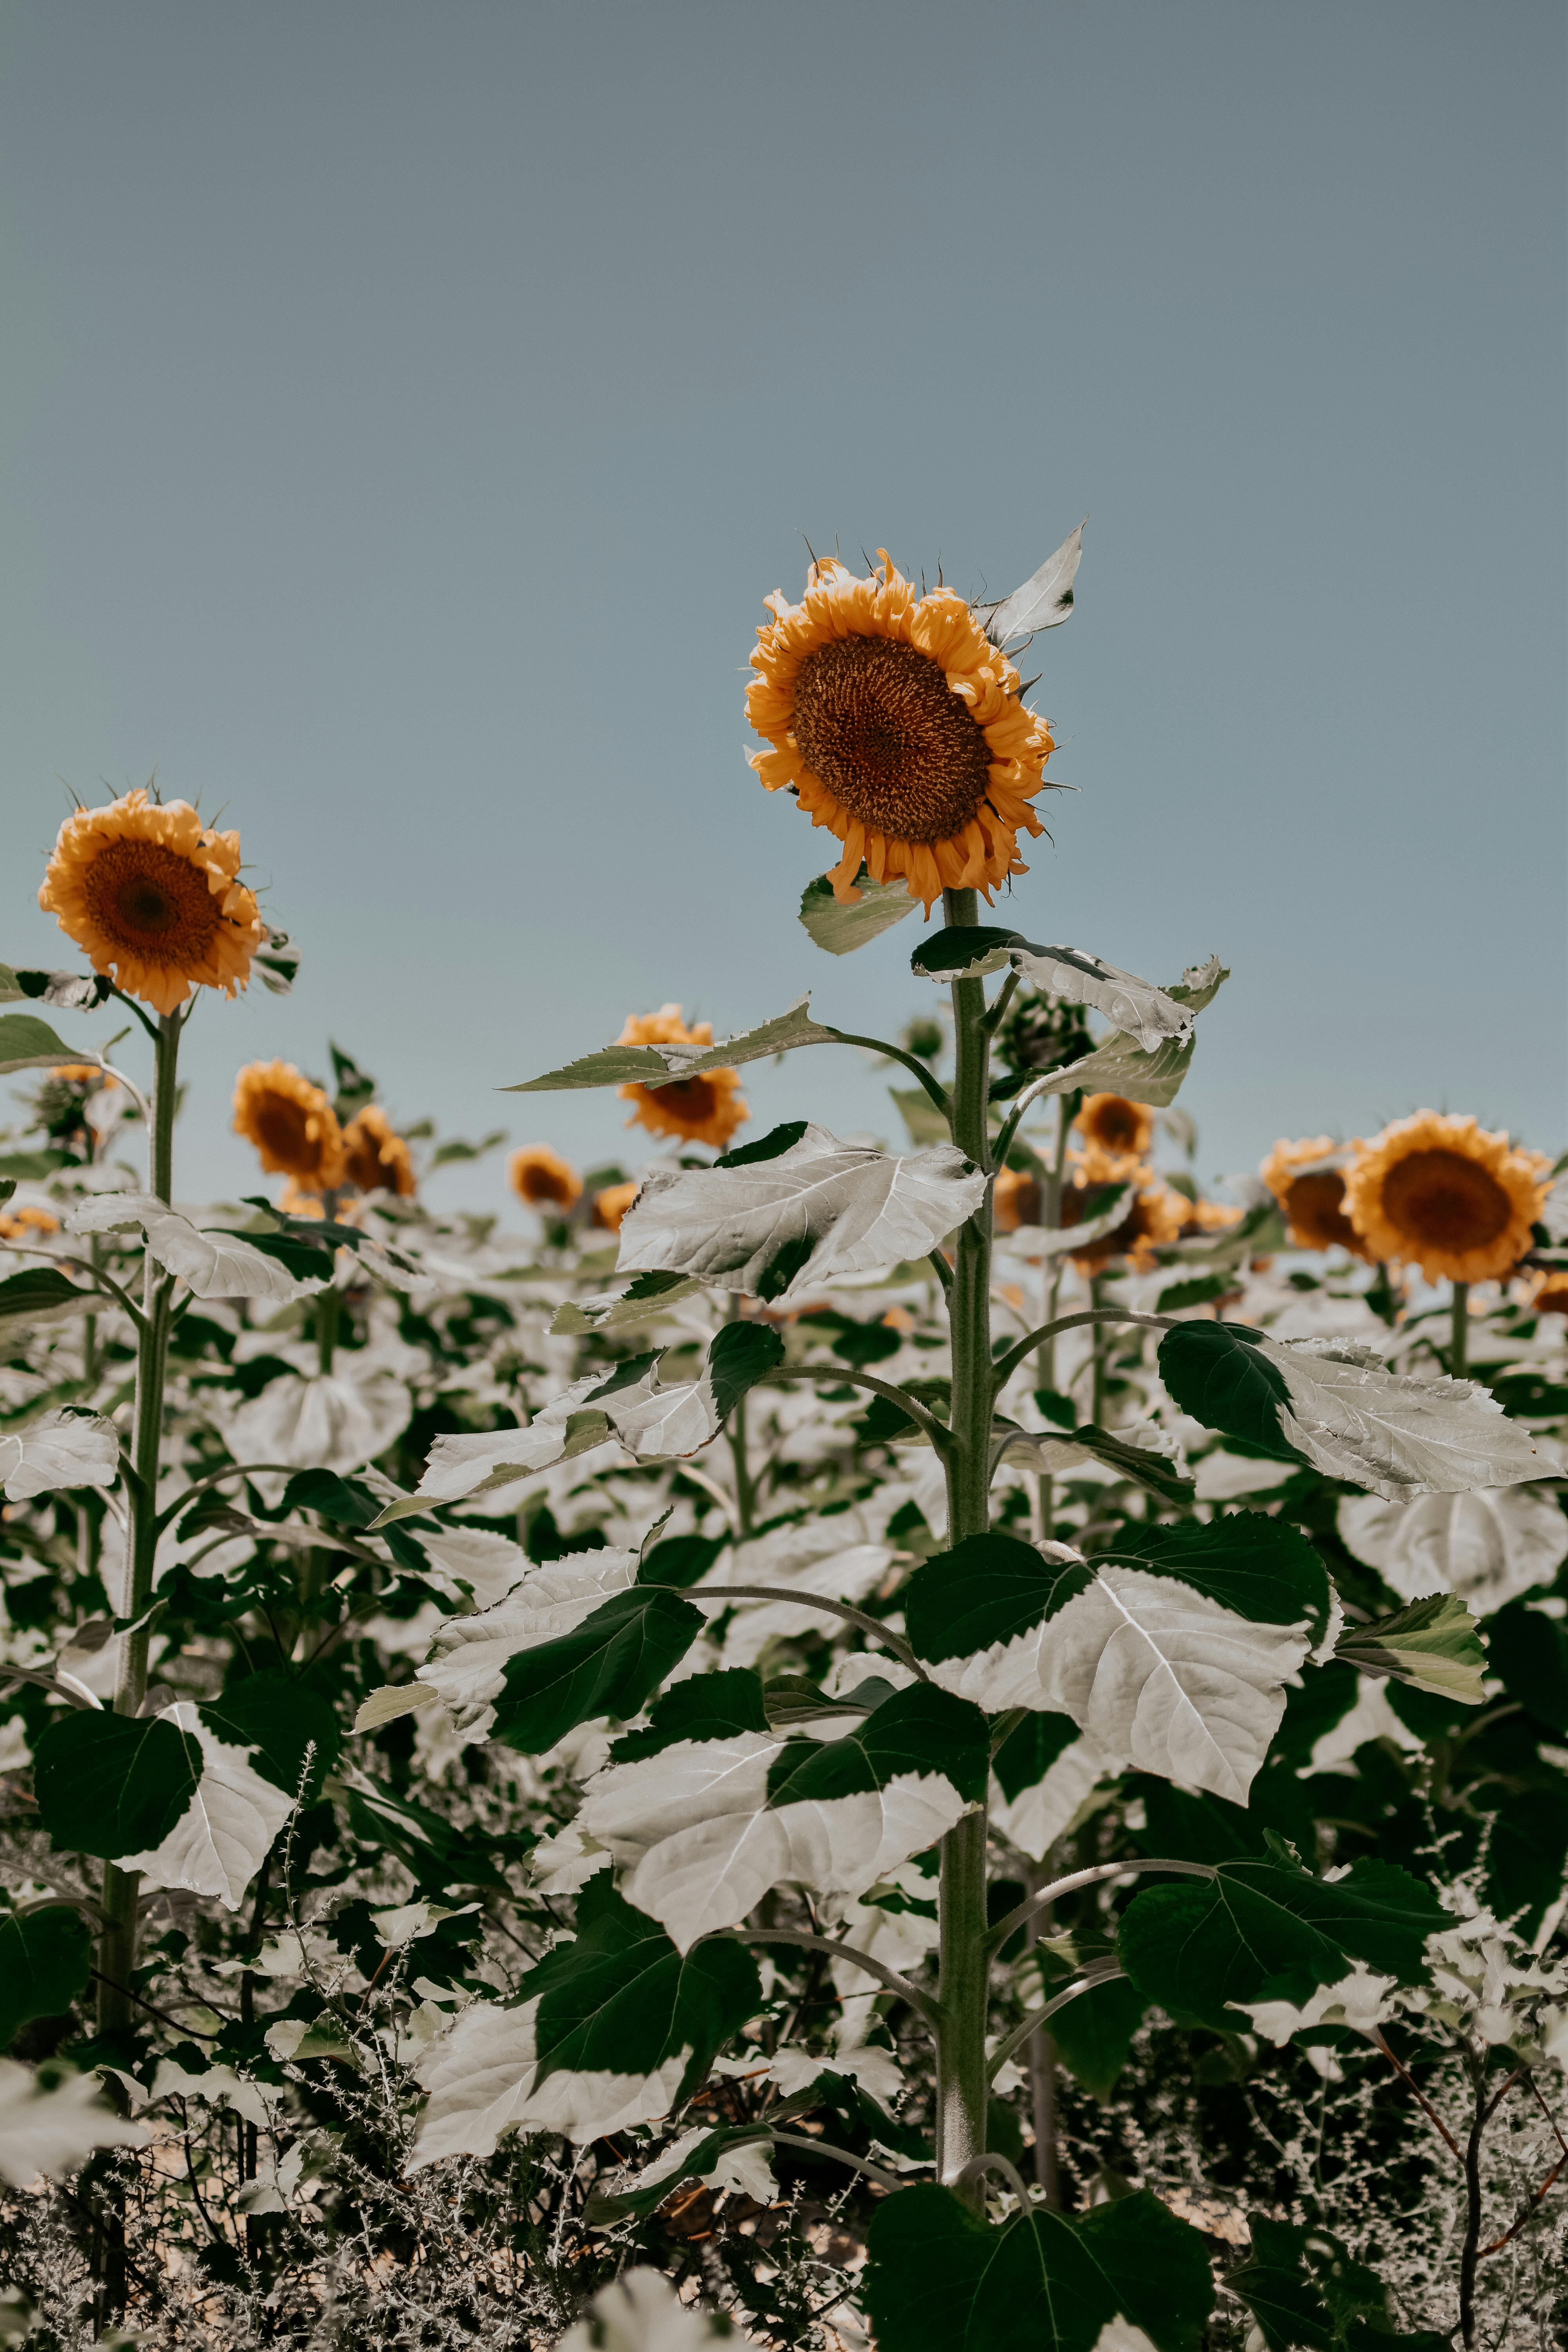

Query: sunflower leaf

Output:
[1333, 1592, 1486, 1705]
[615, 1121, 985, 1303]
[0, 1012, 94, 1074]
[0, 1909, 93, 2049]
[973, 520, 1087, 647]
[505, 996, 840, 1093]
[0, 1266, 95, 1339]
[1160, 1321, 1559, 1501]
[0, 1409, 120, 1501]
[799, 871, 918, 955]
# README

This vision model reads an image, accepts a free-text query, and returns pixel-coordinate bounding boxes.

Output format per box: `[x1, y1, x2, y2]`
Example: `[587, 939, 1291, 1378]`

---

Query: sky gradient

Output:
[2, 2, 1563, 1209]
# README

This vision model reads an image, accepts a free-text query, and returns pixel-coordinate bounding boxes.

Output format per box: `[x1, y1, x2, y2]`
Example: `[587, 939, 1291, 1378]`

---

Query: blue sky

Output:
[2, 2, 1563, 1208]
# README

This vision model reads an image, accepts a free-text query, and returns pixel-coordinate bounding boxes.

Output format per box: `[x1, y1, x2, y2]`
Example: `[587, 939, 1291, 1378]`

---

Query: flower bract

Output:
[1344, 1113, 1548, 1286]
[232, 1061, 346, 1192]
[745, 553, 1057, 912]
[38, 789, 263, 1016]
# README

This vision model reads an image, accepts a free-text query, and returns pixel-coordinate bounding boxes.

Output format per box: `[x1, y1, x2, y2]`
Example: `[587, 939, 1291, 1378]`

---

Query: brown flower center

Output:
[1380, 1149, 1512, 1251]
[791, 636, 994, 843]
[518, 1163, 573, 1206]
[81, 839, 220, 964]
[1062, 1181, 1140, 1267]
[1285, 1171, 1361, 1252]
[653, 1077, 718, 1122]
[1087, 1101, 1142, 1152]
[253, 1094, 322, 1177]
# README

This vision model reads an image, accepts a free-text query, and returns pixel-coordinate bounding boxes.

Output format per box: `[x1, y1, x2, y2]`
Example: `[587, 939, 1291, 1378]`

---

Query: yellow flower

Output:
[232, 1061, 346, 1191]
[1062, 1148, 1186, 1276]
[38, 789, 263, 1016]
[50, 1064, 115, 1087]
[745, 552, 1057, 913]
[1072, 1093, 1155, 1171]
[1344, 1113, 1549, 1285]
[1525, 1270, 1568, 1318]
[0, 1203, 60, 1240]
[343, 1105, 416, 1198]
[616, 1006, 748, 1151]
[592, 1180, 639, 1234]
[510, 1145, 584, 1211]
[993, 1167, 1042, 1232]
[1259, 1136, 1372, 1259]
[1176, 1196, 1244, 1238]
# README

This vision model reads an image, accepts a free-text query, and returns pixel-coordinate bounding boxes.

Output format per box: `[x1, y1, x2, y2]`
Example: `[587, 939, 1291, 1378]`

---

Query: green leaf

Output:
[1118, 1849, 1445, 2032]
[0, 1906, 93, 2045]
[489, 1586, 704, 1753]
[764, 1684, 989, 1809]
[529, 1876, 761, 2105]
[1488, 1601, 1568, 1731]
[0, 1266, 93, 1336]
[1334, 1592, 1485, 1705]
[706, 1319, 785, 1417]
[1103, 1512, 1334, 1643]
[799, 870, 918, 954]
[714, 1120, 810, 1168]
[0, 1149, 68, 1181]
[1486, 1785, 1568, 1937]
[1057, 1422, 1196, 1510]
[910, 926, 1020, 981]
[1047, 1975, 1147, 2103]
[0, 1012, 91, 1074]
[428, 1129, 508, 1167]
[609, 1668, 769, 1762]
[200, 1673, 341, 1801]
[865, 2182, 1212, 2352]
[584, 2122, 774, 2222]
[1159, 1321, 1298, 1461]
[1031, 1028, 1198, 1110]
[1133, 1763, 1320, 1869]
[550, 1270, 701, 1336]
[1229, 2215, 1448, 2352]
[890, 1085, 952, 1147]
[1156, 1272, 1235, 1313]
[505, 997, 840, 1092]
[905, 1532, 1089, 1668]
[992, 1710, 1082, 1804]
[33, 1712, 203, 1860]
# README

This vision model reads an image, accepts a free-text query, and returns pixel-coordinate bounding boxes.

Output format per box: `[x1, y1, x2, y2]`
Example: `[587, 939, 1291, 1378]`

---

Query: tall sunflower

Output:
[1260, 1136, 1371, 1259]
[1345, 1113, 1549, 1286]
[38, 789, 263, 1016]
[510, 1145, 584, 1212]
[233, 1061, 346, 1192]
[1061, 1149, 1186, 1276]
[342, 1106, 416, 1198]
[616, 1006, 748, 1151]
[746, 553, 1057, 913]
[1072, 1093, 1155, 1169]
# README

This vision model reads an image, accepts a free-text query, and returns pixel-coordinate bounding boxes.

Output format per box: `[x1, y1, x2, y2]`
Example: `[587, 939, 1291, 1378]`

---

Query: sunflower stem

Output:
[935, 885, 995, 2205]
[1450, 1280, 1470, 1380]
[98, 1012, 182, 2047]
[1034, 1097, 1069, 1543]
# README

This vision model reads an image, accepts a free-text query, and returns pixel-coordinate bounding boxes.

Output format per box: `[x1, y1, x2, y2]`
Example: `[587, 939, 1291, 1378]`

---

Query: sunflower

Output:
[1175, 1195, 1244, 1240]
[993, 1166, 1043, 1232]
[0, 1203, 60, 1240]
[1525, 1271, 1568, 1318]
[1259, 1135, 1370, 1257]
[38, 789, 263, 1016]
[1344, 1113, 1549, 1286]
[1072, 1093, 1155, 1169]
[746, 552, 1058, 913]
[1061, 1149, 1187, 1276]
[616, 1006, 748, 1151]
[50, 1065, 113, 1085]
[510, 1145, 583, 1212]
[343, 1105, 417, 1198]
[592, 1180, 639, 1234]
[232, 1061, 346, 1192]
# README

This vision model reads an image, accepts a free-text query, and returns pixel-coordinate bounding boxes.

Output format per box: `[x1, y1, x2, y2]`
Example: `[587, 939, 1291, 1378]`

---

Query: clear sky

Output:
[2, 2, 1563, 1208]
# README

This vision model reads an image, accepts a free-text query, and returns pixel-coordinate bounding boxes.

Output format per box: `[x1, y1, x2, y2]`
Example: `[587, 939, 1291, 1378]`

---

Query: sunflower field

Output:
[2, 534, 1566, 2352]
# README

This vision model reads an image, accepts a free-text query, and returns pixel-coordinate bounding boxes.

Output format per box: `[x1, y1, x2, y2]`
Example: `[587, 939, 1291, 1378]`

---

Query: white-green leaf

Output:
[1267, 1341, 1557, 1502]
[991, 1730, 1114, 1863]
[64, 1191, 166, 1235]
[799, 872, 919, 955]
[993, 1185, 1133, 1262]
[505, 996, 839, 1094]
[392, 1374, 624, 1512]
[415, 1526, 531, 1606]
[1336, 1486, 1568, 1608]
[697, 1510, 893, 1668]
[557, 2269, 760, 2351]
[1334, 1592, 1486, 1706]
[973, 520, 1085, 644]
[550, 1272, 702, 1337]
[413, 1550, 641, 1737]
[1003, 947, 1194, 1054]
[617, 1123, 984, 1305]
[0, 1012, 92, 1076]
[144, 1215, 315, 1302]
[118, 1704, 293, 1910]
[223, 1365, 414, 1475]
[0, 1410, 120, 1501]
[412, 1995, 691, 2160]
[0, 2060, 148, 2187]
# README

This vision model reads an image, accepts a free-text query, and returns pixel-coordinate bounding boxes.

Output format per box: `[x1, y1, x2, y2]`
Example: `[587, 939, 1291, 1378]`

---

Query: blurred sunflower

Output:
[38, 789, 263, 1016]
[233, 1061, 346, 1192]
[510, 1145, 583, 1212]
[1072, 1093, 1154, 1169]
[592, 1181, 639, 1234]
[1260, 1135, 1370, 1257]
[1174, 1194, 1243, 1240]
[1062, 1149, 1186, 1276]
[1345, 1113, 1548, 1286]
[0, 1203, 60, 1240]
[616, 1006, 748, 1151]
[746, 552, 1057, 913]
[993, 1166, 1042, 1232]
[1525, 1271, 1568, 1317]
[343, 1105, 416, 1198]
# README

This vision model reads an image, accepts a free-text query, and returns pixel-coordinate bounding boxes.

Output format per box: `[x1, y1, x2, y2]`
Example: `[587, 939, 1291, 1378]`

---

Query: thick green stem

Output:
[936, 886, 996, 2199]
[1089, 1276, 1107, 1424]
[98, 1012, 182, 2043]
[1034, 1097, 1069, 1543]
[1025, 1860, 1061, 2205]
[1450, 1281, 1469, 1381]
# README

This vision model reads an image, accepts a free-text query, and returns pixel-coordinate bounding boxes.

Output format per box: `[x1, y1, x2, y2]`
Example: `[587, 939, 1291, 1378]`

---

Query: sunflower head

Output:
[746, 553, 1058, 915]
[592, 1180, 640, 1234]
[996, 989, 1093, 1081]
[510, 1145, 584, 1212]
[233, 1061, 346, 1192]
[38, 789, 263, 1016]
[993, 1166, 1042, 1232]
[0, 1203, 60, 1240]
[1259, 1136, 1372, 1258]
[1344, 1113, 1549, 1285]
[1072, 1093, 1154, 1169]
[342, 1105, 416, 1199]
[615, 1005, 749, 1152]
[1175, 1195, 1244, 1240]
[1062, 1151, 1186, 1276]
[1525, 1270, 1568, 1318]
